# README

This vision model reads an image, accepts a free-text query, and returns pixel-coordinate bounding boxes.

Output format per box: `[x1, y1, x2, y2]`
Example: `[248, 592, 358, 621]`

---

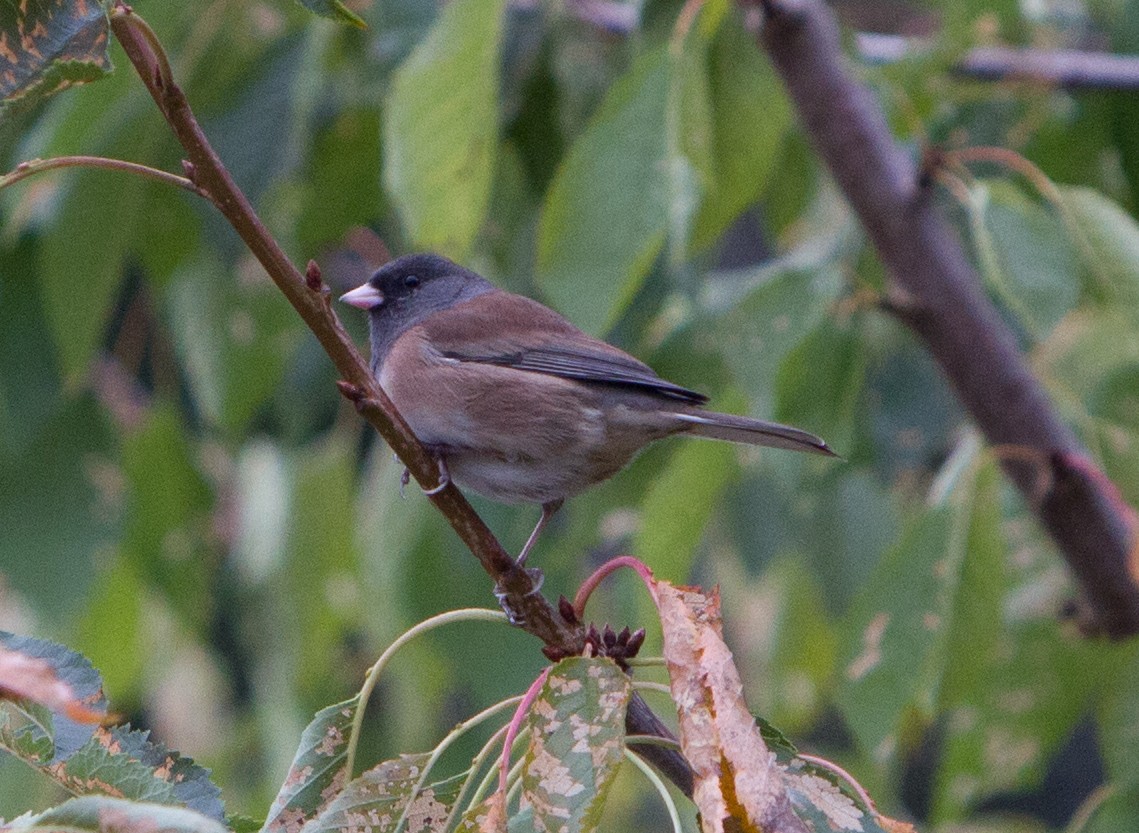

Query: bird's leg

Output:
[516, 499, 564, 566]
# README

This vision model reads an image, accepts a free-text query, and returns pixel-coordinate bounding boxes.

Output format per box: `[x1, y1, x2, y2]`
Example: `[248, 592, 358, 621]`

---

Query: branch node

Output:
[918, 143, 948, 189]
[336, 380, 365, 403]
[305, 260, 324, 292]
[181, 159, 196, 183]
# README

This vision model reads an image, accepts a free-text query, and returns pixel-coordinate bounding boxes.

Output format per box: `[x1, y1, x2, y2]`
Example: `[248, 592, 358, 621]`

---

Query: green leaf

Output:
[709, 264, 843, 416]
[0, 0, 112, 109]
[166, 257, 299, 434]
[119, 405, 214, 634]
[383, 0, 507, 259]
[0, 631, 105, 764]
[51, 725, 224, 818]
[288, 442, 363, 705]
[1036, 308, 1139, 505]
[689, 13, 791, 251]
[522, 657, 631, 832]
[969, 180, 1080, 340]
[635, 413, 740, 581]
[746, 559, 837, 733]
[536, 47, 672, 335]
[298, 108, 384, 254]
[775, 316, 866, 454]
[298, 754, 461, 833]
[1060, 186, 1139, 320]
[262, 697, 360, 833]
[0, 238, 60, 458]
[70, 557, 145, 702]
[835, 505, 953, 760]
[934, 621, 1106, 816]
[3, 796, 229, 833]
[0, 638, 223, 820]
[1097, 641, 1139, 789]
[837, 439, 1002, 765]
[0, 394, 109, 611]
[294, 0, 366, 28]
[38, 169, 139, 385]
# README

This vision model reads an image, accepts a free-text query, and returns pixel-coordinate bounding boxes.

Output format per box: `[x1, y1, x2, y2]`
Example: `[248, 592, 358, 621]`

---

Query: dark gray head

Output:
[340, 253, 494, 370]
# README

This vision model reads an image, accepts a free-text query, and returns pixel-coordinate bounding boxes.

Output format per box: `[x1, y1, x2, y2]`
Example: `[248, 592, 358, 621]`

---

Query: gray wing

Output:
[441, 346, 708, 404]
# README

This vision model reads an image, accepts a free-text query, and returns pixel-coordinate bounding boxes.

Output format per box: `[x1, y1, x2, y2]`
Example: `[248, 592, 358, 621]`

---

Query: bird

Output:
[341, 253, 835, 564]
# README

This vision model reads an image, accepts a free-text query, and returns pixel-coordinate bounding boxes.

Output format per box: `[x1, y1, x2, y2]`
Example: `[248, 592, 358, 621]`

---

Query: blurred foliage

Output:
[2, 0, 1139, 831]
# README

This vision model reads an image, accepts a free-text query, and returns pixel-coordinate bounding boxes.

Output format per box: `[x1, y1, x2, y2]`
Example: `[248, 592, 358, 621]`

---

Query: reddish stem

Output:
[499, 667, 551, 794]
[574, 556, 657, 620]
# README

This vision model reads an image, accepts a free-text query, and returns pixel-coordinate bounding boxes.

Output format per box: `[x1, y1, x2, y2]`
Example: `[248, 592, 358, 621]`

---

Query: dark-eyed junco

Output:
[341, 253, 835, 563]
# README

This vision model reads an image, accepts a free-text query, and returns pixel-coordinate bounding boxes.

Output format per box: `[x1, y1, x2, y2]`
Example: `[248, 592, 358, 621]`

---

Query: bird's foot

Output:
[421, 456, 450, 496]
[494, 567, 545, 625]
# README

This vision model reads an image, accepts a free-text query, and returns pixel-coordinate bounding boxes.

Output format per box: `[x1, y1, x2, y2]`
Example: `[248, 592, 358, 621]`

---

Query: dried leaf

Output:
[655, 581, 807, 833]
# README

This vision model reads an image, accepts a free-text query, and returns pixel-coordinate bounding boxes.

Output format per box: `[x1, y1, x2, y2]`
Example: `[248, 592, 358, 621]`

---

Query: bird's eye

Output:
[404, 275, 420, 289]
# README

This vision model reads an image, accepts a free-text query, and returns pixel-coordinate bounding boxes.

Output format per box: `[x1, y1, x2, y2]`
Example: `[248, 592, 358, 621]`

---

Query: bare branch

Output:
[858, 33, 1139, 91]
[750, 0, 1139, 637]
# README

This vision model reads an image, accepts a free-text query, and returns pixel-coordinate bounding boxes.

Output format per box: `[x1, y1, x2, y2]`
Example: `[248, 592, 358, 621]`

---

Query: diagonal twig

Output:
[106, 1, 694, 794]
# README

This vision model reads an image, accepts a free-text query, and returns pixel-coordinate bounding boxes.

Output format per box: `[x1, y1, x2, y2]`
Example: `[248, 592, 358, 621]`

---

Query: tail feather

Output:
[673, 411, 836, 456]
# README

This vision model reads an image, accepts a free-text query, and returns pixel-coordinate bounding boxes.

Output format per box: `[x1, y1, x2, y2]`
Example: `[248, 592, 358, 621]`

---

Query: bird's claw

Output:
[421, 457, 450, 496]
[493, 567, 545, 625]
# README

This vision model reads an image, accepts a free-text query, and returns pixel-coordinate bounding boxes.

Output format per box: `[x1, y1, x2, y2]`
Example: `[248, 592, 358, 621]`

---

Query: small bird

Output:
[341, 253, 835, 564]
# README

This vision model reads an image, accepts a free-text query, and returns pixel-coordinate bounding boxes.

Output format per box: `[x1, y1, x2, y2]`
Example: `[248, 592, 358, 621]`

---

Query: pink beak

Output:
[340, 283, 384, 310]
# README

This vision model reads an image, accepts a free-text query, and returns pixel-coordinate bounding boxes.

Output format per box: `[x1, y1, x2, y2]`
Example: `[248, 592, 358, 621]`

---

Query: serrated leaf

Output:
[0, 0, 111, 108]
[522, 657, 630, 833]
[262, 697, 359, 833]
[0, 632, 105, 765]
[299, 754, 461, 833]
[783, 765, 876, 833]
[536, 47, 671, 335]
[689, 12, 791, 251]
[2, 795, 229, 833]
[383, 0, 506, 259]
[294, 0, 366, 28]
[51, 725, 224, 819]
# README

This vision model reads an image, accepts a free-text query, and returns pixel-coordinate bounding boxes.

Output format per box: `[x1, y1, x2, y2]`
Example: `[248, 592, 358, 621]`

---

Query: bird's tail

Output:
[673, 411, 836, 456]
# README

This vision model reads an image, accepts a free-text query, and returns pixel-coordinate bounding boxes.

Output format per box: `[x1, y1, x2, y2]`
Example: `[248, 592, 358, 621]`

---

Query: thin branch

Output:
[858, 33, 1139, 91]
[0, 155, 205, 196]
[107, 1, 563, 639]
[106, 0, 695, 794]
[749, 0, 1139, 637]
